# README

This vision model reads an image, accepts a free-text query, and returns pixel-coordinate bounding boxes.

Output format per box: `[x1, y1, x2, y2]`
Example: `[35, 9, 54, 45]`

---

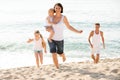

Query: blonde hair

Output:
[49, 8, 54, 12]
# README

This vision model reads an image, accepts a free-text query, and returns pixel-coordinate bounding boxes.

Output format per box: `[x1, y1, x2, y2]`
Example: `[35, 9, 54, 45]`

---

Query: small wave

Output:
[0, 42, 32, 52]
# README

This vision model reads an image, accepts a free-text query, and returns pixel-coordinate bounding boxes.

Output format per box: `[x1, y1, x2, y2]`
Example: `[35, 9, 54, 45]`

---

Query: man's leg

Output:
[96, 54, 100, 63]
[91, 54, 96, 63]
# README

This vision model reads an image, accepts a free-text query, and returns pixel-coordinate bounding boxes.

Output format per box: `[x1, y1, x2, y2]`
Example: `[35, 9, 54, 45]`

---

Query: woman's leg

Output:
[52, 53, 59, 69]
[39, 53, 43, 65]
[60, 53, 66, 62]
[56, 40, 66, 62]
[34, 53, 40, 68]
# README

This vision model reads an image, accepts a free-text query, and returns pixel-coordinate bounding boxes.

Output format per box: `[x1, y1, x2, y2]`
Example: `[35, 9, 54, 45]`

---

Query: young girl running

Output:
[27, 30, 46, 68]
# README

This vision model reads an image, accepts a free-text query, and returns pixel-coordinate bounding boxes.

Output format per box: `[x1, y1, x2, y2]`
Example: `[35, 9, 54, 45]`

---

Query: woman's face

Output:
[54, 5, 61, 13]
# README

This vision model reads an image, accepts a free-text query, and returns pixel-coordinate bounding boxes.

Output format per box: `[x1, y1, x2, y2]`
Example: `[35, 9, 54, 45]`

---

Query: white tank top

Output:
[92, 31, 101, 47]
[33, 38, 43, 50]
[45, 16, 53, 26]
[52, 15, 64, 41]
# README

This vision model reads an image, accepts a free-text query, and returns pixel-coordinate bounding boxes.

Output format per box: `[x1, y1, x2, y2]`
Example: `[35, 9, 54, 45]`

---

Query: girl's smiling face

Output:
[34, 33, 40, 38]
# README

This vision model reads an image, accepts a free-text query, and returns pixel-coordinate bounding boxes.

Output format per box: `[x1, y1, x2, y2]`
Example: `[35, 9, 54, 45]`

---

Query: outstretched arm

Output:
[63, 16, 83, 34]
[27, 39, 34, 43]
[100, 31, 105, 49]
[88, 31, 93, 48]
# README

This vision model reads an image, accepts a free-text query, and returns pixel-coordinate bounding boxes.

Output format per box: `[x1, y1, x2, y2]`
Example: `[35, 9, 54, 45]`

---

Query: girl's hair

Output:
[35, 30, 40, 34]
[54, 3, 63, 13]
[34, 30, 46, 48]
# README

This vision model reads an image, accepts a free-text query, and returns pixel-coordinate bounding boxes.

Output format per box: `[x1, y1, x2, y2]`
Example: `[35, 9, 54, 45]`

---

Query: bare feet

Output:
[63, 55, 66, 62]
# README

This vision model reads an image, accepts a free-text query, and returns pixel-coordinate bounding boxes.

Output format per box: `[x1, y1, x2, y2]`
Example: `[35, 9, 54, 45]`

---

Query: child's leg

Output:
[34, 53, 40, 68]
[38, 53, 43, 65]
[48, 28, 54, 42]
[96, 54, 100, 63]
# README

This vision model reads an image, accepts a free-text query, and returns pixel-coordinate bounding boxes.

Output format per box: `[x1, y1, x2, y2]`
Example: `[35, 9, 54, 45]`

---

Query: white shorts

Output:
[91, 47, 101, 54]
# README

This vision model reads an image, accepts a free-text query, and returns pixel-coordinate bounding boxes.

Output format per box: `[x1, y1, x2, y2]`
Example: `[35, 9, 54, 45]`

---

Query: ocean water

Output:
[0, 0, 120, 69]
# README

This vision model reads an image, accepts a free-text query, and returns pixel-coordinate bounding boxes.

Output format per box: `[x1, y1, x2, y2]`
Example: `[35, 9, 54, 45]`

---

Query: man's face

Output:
[95, 25, 100, 30]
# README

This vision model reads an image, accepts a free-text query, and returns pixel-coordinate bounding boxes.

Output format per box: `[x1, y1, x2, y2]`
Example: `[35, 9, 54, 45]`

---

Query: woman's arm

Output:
[63, 16, 83, 33]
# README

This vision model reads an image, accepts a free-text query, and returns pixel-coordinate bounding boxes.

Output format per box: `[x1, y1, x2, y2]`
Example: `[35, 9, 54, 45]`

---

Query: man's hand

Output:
[79, 30, 83, 33]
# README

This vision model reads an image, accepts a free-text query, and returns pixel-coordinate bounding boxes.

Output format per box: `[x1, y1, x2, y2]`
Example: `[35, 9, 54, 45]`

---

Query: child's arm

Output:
[88, 31, 93, 48]
[48, 30, 54, 42]
[100, 31, 105, 49]
[27, 39, 34, 43]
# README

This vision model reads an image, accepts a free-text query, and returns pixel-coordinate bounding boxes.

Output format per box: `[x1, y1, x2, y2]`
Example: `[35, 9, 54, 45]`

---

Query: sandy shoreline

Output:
[0, 58, 120, 80]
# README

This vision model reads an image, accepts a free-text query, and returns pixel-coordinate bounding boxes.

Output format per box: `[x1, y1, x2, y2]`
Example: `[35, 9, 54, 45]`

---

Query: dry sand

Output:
[0, 58, 120, 80]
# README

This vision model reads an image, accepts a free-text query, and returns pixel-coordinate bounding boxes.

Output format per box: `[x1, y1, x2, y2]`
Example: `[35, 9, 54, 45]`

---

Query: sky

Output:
[0, 0, 120, 24]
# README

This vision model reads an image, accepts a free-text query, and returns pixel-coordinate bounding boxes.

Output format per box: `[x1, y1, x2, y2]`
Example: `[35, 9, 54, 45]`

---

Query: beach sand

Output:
[0, 58, 120, 80]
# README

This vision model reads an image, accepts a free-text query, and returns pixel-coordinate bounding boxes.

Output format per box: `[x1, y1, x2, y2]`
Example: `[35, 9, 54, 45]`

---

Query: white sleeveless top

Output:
[52, 15, 64, 41]
[92, 31, 101, 47]
[45, 16, 53, 26]
[33, 38, 43, 51]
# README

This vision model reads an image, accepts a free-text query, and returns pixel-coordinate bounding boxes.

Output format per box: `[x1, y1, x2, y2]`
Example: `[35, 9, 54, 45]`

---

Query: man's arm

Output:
[100, 31, 105, 49]
[63, 16, 83, 34]
[88, 31, 93, 48]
